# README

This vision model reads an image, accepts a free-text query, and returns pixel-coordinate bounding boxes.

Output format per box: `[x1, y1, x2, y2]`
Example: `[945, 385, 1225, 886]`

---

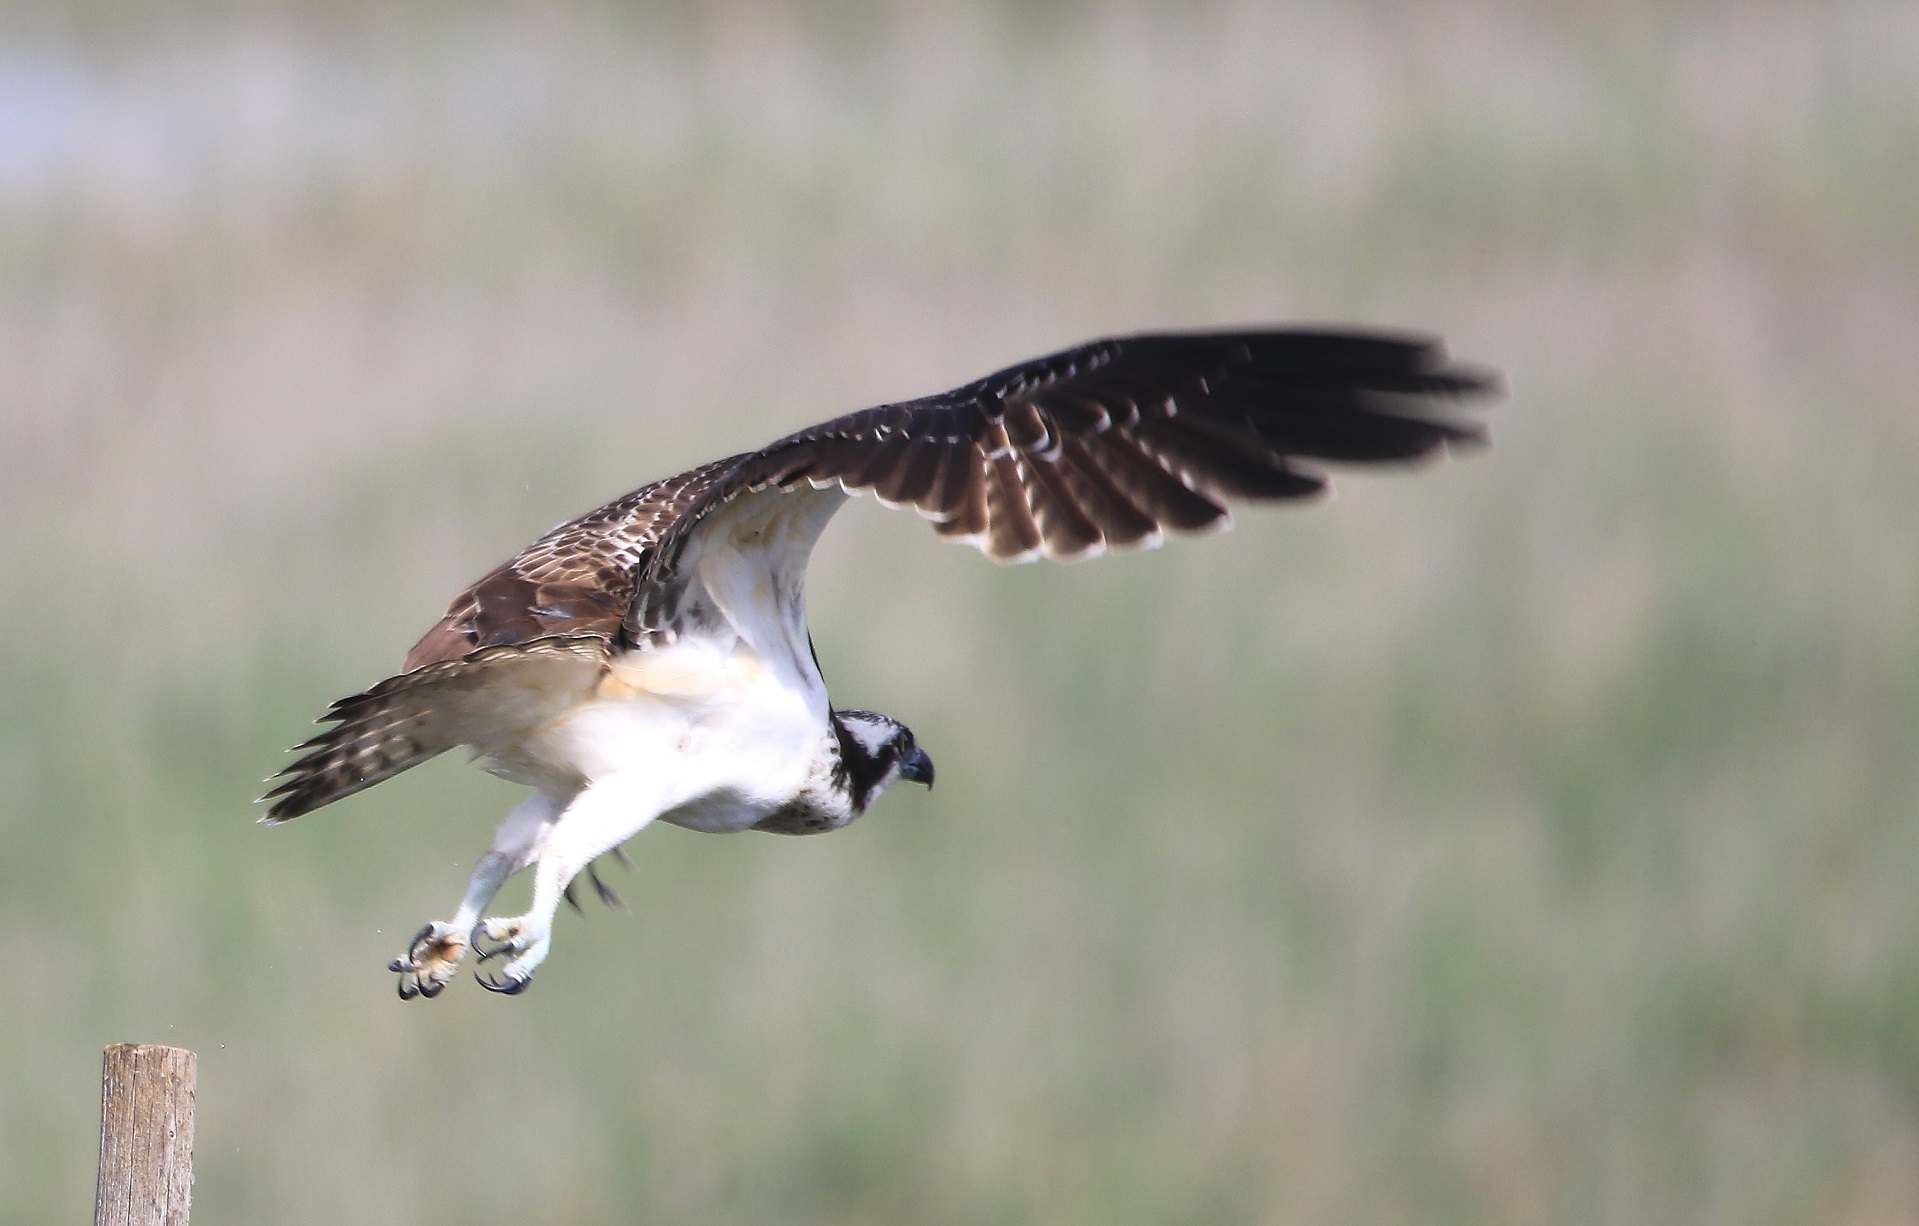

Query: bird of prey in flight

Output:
[263, 328, 1498, 998]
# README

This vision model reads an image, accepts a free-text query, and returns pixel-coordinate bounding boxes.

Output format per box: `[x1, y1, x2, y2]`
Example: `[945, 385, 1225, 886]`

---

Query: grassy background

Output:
[3, 1, 1917, 1221]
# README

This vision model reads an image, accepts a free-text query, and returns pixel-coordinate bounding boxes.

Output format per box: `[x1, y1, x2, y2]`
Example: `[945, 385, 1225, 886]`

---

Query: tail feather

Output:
[260, 636, 607, 823]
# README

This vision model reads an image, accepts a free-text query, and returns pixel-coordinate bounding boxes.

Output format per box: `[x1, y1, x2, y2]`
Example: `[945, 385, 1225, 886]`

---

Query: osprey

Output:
[264, 328, 1497, 998]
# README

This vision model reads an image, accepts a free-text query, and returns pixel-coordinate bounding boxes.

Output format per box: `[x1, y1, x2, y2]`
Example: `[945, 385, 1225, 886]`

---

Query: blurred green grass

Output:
[2, 2, 1918, 1222]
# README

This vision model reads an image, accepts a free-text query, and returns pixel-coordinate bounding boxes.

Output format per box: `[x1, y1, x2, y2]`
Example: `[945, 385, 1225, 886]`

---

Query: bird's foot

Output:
[470, 916, 550, 995]
[387, 921, 468, 1001]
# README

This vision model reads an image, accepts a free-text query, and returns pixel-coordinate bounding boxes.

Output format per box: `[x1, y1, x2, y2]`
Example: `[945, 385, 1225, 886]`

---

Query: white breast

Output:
[489, 485, 848, 834]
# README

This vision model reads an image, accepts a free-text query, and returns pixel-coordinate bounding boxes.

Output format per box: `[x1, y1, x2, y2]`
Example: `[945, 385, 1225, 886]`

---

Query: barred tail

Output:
[259, 636, 608, 823]
[260, 686, 452, 822]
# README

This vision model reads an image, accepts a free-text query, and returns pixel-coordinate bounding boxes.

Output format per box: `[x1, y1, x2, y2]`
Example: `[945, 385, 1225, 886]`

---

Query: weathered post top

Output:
[95, 1043, 197, 1226]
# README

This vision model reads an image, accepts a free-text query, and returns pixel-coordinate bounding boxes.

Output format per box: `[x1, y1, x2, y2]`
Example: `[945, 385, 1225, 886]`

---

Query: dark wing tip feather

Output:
[644, 325, 1498, 574]
[720, 325, 1496, 570]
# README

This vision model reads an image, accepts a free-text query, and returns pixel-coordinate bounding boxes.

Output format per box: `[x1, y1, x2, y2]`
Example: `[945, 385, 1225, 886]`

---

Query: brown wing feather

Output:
[629, 328, 1496, 596]
[265, 463, 735, 819]
[1055, 436, 1162, 548]
[403, 457, 739, 670]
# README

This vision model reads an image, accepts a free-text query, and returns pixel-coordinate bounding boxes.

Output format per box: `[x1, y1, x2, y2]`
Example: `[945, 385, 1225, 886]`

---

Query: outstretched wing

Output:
[267, 326, 1497, 819]
[623, 327, 1496, 637]
[413, 327, 1497, 659]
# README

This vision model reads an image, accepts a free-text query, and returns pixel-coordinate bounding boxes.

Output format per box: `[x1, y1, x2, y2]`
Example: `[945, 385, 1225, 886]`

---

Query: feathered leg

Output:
[472, 771, 666, 994]
[388, 791, 565, 1000]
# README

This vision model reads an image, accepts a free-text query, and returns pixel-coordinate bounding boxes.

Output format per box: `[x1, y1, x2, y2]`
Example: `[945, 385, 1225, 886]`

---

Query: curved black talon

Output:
[417, 976, 445, 999]
[397, 976, 420, 1001]
[471, 922, 515, 961]
[409, 922, 438, 951]
[476, 970, 532, 996]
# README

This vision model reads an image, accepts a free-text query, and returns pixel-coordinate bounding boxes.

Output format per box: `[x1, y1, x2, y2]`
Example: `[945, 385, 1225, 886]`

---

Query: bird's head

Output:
[831, 709, 934, 813]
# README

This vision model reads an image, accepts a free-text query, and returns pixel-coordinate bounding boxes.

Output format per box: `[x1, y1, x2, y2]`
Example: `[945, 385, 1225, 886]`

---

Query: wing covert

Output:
[402, 458, 741, 669]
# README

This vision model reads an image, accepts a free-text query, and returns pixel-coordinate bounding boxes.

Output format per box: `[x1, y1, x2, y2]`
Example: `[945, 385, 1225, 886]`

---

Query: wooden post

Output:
[94, 1044, 196, 1226]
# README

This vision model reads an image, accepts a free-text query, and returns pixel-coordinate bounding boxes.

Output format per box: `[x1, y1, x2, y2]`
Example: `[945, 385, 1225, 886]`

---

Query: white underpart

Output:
[437, 486, 850, 984]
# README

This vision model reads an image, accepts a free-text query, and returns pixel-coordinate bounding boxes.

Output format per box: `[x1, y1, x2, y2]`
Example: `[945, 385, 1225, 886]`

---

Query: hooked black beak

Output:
[900, 746, 935, 789]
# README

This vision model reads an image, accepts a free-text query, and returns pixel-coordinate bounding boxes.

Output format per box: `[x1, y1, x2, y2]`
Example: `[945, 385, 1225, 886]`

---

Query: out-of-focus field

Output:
[3, 1, 1916, 1221]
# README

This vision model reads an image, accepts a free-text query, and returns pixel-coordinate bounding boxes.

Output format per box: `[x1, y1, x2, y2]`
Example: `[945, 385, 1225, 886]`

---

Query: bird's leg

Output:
[473, 772, 664, 995]
[389, 792, 562, 1000]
